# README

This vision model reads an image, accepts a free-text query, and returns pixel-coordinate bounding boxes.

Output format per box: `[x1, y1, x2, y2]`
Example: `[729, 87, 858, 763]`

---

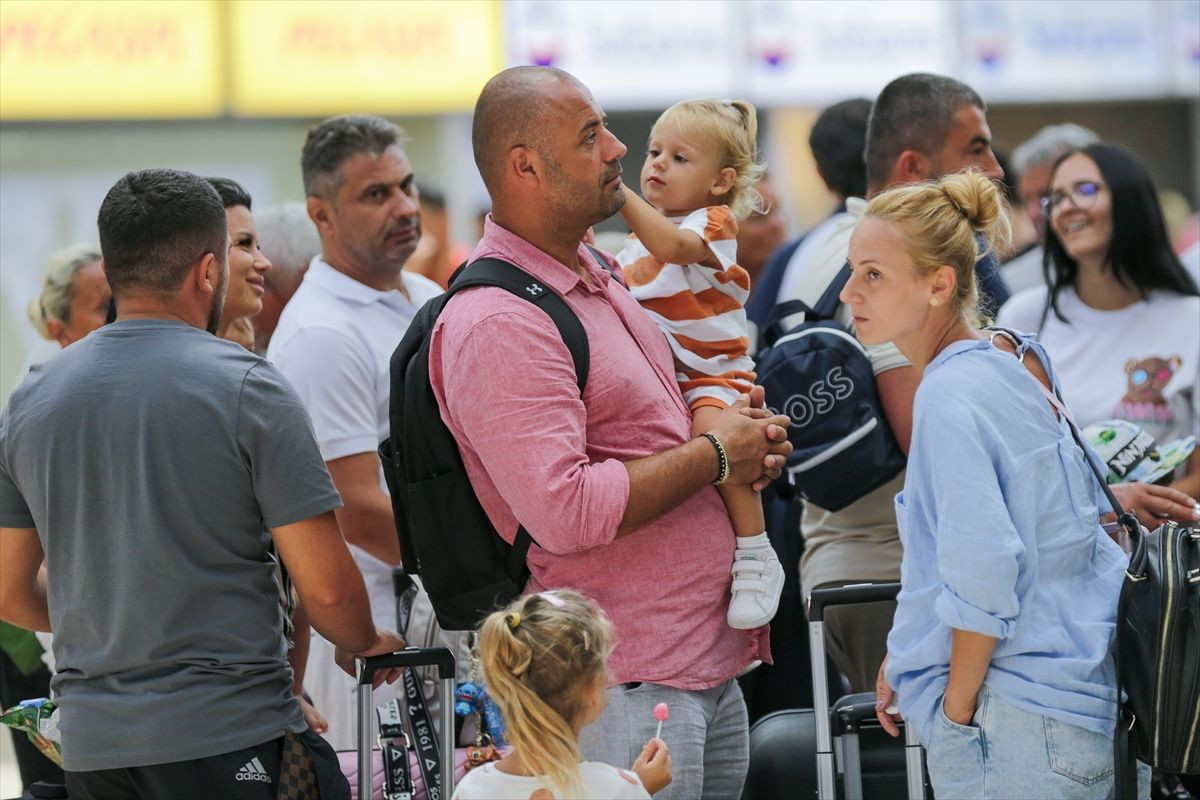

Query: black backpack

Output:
[378, 257, 592, 631]
[754, 266, 905, 511]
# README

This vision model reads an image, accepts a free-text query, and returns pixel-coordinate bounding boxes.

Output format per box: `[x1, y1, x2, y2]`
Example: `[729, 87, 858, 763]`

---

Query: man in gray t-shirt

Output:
[0, 169, 403, 800]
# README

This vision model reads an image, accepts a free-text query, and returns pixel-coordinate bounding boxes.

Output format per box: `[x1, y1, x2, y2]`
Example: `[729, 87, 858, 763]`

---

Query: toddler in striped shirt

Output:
[617, 98, 784, 630]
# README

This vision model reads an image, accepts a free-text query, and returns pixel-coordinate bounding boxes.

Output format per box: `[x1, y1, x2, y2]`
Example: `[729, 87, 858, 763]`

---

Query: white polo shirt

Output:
[266, 255, 442, 749]
[268, 256, 443, 466]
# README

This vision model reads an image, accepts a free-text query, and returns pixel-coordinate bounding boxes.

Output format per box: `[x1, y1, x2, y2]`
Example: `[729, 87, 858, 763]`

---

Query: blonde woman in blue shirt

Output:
[845, 169, 1135, 798]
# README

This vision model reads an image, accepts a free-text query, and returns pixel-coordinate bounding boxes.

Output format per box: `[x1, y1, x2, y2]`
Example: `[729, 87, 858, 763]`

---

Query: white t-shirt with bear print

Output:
[997, 285, 1200, 448]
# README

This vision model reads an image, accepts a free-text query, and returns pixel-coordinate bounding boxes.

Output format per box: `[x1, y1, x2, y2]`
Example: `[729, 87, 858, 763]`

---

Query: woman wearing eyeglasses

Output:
[997, 142, 1200, 514]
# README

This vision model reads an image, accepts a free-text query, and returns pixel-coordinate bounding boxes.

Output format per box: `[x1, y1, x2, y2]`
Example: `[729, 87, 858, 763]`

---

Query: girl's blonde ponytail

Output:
[477, 590, 613, 797]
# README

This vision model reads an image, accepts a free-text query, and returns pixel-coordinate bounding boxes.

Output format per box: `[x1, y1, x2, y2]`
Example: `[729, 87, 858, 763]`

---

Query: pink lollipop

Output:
[653, 702, 669, 739]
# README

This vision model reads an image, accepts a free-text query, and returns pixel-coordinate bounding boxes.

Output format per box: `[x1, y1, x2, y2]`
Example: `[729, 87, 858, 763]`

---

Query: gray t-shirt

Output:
[0, 319, 341, 771]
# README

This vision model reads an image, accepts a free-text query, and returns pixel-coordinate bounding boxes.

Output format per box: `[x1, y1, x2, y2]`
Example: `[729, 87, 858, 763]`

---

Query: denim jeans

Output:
[579, 678, 748, 800]
[926, 684, 1149, 799]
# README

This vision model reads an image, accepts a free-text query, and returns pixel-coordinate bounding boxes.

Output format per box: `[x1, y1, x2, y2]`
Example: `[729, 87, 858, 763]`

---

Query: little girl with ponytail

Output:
[452, 590, 671, 799]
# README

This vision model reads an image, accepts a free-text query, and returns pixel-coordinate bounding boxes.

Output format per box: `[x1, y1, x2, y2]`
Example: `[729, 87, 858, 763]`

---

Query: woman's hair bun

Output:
[939, 170, 1002, 231]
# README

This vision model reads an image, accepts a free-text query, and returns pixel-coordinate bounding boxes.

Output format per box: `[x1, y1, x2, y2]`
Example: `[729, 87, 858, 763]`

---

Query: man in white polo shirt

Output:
[268, 114, 443, 749]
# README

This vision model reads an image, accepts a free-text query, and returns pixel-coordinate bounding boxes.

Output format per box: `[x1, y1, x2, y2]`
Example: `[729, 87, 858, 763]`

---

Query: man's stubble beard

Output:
[206, 266, 229, 335]
[342, 220, 421, 282]
[545, 155, 625, 230]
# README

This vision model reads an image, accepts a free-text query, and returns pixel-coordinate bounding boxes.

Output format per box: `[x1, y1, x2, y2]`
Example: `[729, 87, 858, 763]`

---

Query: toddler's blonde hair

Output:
[477, 589, 614, 797]
[864, 169, 1012, 326]
[651, 98, 766, 220]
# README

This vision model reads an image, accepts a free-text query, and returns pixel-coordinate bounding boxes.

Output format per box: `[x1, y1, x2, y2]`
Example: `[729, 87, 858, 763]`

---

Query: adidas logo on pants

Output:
[236, 757, 272, 783]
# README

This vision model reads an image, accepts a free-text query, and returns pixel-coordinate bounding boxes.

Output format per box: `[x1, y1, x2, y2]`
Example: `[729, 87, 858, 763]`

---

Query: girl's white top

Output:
[451, 760, 651, 799]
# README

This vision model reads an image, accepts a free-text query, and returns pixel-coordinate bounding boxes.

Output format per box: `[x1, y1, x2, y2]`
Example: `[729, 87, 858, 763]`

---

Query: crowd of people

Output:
[1, 64, 1198, 800]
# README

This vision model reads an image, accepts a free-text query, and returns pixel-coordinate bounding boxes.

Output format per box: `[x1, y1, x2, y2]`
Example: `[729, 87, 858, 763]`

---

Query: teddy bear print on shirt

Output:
[1115, 355, 1182, 425]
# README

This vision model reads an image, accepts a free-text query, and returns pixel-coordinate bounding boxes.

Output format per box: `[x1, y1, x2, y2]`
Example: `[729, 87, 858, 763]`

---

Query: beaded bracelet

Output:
[700, 432, 730, 486]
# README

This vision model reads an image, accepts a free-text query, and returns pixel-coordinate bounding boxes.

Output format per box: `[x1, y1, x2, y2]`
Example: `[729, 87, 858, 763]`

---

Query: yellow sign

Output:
[229, 0, 502, 116]
[0, 0, 222, 120]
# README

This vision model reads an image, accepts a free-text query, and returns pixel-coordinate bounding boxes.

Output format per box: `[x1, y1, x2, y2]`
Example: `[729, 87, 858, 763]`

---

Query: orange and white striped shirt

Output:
[618, 205, 756, 411]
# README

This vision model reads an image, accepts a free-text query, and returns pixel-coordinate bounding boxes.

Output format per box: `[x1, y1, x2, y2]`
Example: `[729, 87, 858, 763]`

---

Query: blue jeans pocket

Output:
[927, 699, 986, 795]
[1044, 717, 1114, 786]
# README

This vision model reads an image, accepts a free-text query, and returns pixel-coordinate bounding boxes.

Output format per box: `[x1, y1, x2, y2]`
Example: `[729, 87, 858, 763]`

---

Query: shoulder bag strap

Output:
[985, 326, 1143, 799]
[984, 328, 1134, 526]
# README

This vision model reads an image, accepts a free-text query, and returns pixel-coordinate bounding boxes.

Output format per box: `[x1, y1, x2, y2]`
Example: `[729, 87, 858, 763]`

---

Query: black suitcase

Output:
[355, 647, 457, 800]
[809, 583, 927, 800]
[746, 583, 929, 799]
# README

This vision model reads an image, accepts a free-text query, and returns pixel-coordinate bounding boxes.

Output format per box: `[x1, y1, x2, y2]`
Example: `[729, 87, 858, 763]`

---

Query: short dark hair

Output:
[809, 98, 871, 200]
[301, 114, 406, 199]
[204, 176, 252, 210]
[1044, 142, 1199, 321]
[97, 169, 227, 296]
[865, 73, 985, 191]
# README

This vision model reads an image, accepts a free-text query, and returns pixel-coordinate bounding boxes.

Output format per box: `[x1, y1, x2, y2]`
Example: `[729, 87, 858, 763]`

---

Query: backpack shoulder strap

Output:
[444, 257, 592, 573]
[583, 243, 615, 275]
[812, 261, 852, 321]
[449, 257, 590, 394]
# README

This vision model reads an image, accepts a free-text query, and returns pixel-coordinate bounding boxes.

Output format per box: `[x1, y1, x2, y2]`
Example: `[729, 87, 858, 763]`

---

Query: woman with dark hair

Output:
[998, 142, 1200, 511]
[205, 176, 272, 350]
[202, 177, 329, 735]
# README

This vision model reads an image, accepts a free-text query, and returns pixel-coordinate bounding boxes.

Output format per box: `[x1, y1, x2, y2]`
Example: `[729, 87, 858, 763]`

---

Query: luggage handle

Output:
[357, 647, 456, 800]
[359, 647, 456, 683]
[808, 582, 901, 622]
[808, 582, 914, 800]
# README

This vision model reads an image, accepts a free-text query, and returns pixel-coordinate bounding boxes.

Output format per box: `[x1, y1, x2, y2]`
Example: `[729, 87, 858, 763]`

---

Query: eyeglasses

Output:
[1040, 181, 1104, 215]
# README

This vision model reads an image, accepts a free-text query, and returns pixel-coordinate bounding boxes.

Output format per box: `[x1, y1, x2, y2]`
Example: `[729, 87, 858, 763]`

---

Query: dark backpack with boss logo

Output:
[755, 266, 906, 511]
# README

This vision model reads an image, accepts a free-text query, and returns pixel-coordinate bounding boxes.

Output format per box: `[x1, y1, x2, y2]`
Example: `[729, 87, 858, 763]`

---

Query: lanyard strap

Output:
[392, 570, 444, 799]
[378, 700, 413, 800]
[986, 326, 1145, 800]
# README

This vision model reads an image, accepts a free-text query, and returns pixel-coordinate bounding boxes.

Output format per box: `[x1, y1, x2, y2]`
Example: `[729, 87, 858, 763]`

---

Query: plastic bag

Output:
[0, 697, 62, 767]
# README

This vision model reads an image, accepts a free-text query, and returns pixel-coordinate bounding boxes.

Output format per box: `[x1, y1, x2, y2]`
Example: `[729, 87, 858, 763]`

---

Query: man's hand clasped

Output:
[706, 386, 792, 491]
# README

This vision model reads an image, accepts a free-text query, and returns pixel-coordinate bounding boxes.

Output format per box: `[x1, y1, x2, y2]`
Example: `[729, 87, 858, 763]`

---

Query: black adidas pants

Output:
[64, 728, 349, 800]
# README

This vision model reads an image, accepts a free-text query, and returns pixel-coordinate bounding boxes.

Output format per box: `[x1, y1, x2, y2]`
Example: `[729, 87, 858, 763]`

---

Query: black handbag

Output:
[1102, 478, 1199, 796]
[991, 327, 1200, 796]
[1045, 374, 1198, 796]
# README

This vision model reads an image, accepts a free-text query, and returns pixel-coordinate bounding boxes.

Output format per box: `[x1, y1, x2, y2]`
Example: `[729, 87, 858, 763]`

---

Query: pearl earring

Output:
[929, 297, 939, 307]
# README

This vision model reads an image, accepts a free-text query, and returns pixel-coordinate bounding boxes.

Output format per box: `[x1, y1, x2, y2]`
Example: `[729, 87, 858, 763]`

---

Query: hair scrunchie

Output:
[507, 612, 521, 630]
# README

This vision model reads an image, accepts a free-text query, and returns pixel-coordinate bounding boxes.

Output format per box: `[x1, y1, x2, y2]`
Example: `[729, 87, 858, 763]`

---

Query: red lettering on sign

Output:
[0, 13, 186, 64]
[280, 17, 447, 59]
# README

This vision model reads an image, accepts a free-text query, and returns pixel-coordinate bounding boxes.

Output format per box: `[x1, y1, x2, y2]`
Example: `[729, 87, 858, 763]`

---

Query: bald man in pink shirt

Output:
[429, 67, 792, 799]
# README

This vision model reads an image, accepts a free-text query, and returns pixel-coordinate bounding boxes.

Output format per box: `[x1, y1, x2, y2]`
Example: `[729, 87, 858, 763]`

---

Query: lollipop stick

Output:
[655, 720, 663, 740]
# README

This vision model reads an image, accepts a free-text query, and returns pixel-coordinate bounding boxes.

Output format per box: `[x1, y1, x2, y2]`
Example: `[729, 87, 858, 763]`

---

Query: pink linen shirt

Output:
[429, 217, 768, 690]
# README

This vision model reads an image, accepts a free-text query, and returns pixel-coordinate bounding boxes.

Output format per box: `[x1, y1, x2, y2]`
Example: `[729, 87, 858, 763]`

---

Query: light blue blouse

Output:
[885, 337, 1128, 746]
